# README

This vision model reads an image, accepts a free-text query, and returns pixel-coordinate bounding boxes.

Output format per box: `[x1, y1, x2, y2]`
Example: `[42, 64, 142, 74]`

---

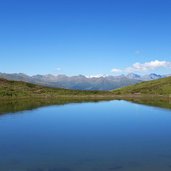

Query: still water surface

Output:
[0, 100, 171, 171]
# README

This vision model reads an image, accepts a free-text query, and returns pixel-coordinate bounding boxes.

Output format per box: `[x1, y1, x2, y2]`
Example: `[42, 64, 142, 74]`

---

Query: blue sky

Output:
[0, 0, 171, 76]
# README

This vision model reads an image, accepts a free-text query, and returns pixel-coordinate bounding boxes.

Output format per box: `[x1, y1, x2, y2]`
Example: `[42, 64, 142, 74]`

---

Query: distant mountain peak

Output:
[127, 73, 141, 79]
[142, 73, 162, 80]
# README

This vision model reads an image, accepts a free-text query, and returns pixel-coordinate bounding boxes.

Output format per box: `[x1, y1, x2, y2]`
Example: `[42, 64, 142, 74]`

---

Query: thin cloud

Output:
[86, 74, 107, 78]
[56, 67, 61, 71]
[111, 60, 171, 73]
[111, 68, 122, 73]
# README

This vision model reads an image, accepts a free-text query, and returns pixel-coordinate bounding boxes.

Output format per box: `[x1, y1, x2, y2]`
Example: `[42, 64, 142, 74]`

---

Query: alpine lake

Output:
[1, 97, 171, 171]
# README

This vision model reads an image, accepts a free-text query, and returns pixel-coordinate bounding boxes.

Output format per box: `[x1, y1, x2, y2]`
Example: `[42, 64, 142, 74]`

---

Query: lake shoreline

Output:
[0, 94, 170, 100]
[1, 94, 171, 115]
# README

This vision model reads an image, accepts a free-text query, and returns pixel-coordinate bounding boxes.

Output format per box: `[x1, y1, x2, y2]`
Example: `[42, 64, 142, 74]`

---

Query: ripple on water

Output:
[27, 168, 44, 171]
[27, 168, 73, 171]
[48, 168, 73, 171]
[108, 166, 123, 170]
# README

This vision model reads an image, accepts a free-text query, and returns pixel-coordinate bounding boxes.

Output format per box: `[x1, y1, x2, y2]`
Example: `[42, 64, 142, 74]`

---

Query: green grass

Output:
[112, 76, 171, 95]
[0, 78, 112, 98]
[2, 76, 171, 100]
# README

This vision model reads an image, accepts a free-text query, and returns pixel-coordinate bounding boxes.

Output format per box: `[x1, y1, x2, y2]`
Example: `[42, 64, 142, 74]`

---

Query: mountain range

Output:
[0, 72, 169, 90]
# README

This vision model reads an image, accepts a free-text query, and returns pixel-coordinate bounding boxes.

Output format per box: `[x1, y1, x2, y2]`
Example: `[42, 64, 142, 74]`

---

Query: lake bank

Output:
[1, 94, 171, 115]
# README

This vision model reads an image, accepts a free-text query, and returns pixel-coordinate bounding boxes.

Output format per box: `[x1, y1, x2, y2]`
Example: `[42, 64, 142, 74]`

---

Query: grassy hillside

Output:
[1, 76, 171, 99]
[113, 76, 171, 95]
[0, 78, 112, 98]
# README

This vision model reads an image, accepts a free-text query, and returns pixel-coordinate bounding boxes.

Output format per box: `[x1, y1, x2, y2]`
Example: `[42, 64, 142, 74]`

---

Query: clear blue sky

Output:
[0, 0, 171, 76]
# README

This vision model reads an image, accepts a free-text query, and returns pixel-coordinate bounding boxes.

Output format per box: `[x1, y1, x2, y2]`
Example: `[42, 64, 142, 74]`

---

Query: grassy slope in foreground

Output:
[112, 76, 171, 95]
[0, 78, 113, 98]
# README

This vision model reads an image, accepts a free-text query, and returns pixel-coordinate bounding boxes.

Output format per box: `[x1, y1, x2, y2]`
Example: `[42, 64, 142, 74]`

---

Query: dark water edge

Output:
[0, 96, 171, 115]
[0, 97, 115, 115]
[120, 95, 171, 110]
